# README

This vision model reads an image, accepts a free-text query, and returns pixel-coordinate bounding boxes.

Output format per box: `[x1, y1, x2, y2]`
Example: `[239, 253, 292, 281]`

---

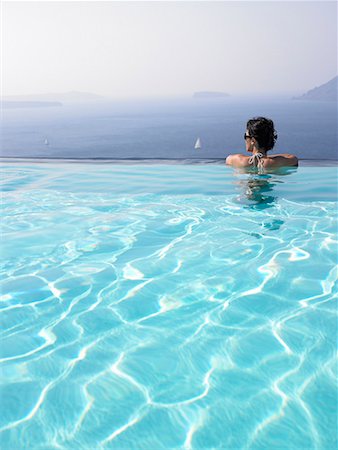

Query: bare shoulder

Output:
[225, 154, 249, 167]
[268, 153, 298, 167]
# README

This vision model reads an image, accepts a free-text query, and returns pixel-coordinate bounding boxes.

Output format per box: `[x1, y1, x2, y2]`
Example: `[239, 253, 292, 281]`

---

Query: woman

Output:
[226, 117, 298, 169]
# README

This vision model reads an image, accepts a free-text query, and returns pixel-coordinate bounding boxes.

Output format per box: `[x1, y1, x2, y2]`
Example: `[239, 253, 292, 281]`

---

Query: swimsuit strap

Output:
[248, 152, 265, 173]
[248, 152, 264, 166]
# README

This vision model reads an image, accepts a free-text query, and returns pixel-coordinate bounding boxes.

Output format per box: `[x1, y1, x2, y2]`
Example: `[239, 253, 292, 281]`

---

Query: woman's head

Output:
[245, 117, 278, 152]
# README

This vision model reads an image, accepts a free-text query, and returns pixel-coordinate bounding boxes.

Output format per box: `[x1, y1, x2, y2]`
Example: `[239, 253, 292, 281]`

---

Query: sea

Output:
[1, 97, 337, 161]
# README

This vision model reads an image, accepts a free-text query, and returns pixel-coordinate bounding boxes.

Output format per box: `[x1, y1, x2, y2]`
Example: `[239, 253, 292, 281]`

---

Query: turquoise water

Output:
[1, 163, 337, 449]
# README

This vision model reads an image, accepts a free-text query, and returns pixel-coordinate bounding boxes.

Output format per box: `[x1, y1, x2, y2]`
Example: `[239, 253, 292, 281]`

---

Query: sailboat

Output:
[44, 138, 49, 146]
[194, 137, 201, 149]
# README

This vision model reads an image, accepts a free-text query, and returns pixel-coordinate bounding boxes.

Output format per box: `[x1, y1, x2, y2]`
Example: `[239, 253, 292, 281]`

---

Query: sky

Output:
[2, 1, 337, 99]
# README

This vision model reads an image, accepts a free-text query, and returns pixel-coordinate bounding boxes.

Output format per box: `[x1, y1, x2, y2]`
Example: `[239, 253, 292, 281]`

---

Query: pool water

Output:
[1, 162, 337, 449]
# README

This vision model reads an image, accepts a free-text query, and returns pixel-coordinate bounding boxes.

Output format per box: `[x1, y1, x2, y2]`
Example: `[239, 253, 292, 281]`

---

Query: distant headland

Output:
[293, 76, 337, 101]
[193, 91, 230, 99]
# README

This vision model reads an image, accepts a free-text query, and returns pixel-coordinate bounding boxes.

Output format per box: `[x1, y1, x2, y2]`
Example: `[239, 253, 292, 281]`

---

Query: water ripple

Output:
[1, 168, 337, 449]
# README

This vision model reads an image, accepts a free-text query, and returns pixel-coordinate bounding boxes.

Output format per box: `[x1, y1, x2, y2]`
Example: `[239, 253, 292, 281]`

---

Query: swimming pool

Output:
[1, 162, 337, 449]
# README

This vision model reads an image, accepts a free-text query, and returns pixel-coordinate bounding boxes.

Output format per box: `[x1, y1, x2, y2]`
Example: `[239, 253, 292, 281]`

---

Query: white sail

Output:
[194, 137, 201, 149]
[44, 138, 49, 146]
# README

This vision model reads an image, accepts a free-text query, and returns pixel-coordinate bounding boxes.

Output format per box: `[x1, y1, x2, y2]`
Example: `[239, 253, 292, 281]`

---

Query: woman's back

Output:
[226, 153, 298, 169]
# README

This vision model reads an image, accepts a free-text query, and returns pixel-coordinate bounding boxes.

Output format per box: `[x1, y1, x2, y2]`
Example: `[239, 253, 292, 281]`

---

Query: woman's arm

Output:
[225, 155, 233, 165]
[284, 154, 298, 166]
[225, 154, 246, 166]
[270, 154, 298, 166]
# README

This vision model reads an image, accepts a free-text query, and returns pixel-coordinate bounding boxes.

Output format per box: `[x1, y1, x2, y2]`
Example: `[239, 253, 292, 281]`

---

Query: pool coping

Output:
[1, 157, 338, 166]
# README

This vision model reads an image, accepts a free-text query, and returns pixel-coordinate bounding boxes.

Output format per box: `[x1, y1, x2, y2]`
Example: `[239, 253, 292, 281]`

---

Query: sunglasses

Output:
[244, 133, 252, 140]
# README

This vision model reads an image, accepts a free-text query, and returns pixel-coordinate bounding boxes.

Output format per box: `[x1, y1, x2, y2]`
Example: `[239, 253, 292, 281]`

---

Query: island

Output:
[2, 91, 105, 103]
[293, 76, 337, 101]
[2, 101, 62, 109]
[193, 91, 230, 99]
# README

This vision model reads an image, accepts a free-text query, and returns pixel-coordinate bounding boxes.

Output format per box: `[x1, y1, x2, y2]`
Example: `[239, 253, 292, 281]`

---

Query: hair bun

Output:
[247, 117, 277, 151]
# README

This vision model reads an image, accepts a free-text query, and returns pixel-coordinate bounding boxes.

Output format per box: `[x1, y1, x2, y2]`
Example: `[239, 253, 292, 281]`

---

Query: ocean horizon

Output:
[1, 97, 337, 161]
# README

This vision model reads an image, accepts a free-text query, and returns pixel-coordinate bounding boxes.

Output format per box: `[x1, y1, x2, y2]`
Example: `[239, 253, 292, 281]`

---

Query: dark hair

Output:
[247, 117, 278, 151]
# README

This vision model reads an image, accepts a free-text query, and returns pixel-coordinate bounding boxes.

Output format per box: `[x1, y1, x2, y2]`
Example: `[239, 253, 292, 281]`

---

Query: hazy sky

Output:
[2, 1, 337, 98]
